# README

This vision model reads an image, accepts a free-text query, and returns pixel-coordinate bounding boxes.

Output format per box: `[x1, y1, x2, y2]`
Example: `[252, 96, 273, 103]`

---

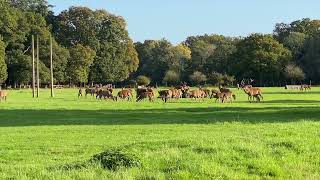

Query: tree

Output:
[230, 34, 292, 86]
[208, 72, 235, 86]
[300, 35, 320, 82]
[163, 70, 180, 85]
[40, 38, 70, 83]
[8, 0, 52, 16]
[186, 39, 215, 71]
[0, 2, 56, 86]
[136, 75, 150, 86]
[67, 44, 96, 84]
[274, 18, 320, 42]
[283, 32, 306, 61]
[55, 7, 139, 83]
[284, 64, 305, 84]
[184, 34, 238, 76]
[189, 71, 207, 85]
[0, 37, 7, 83]
[135, 40, 191, 84]
[135, 40, 174, 83]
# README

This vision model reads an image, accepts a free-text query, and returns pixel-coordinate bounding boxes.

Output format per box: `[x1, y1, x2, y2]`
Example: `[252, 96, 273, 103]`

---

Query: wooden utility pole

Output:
[50, 35, 54, 97]
[32, 35, 35, 98]
[36, 36, 40, 98]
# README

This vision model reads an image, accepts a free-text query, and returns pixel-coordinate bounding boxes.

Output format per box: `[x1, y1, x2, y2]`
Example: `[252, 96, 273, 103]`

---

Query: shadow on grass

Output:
[266, 100, 320, 104]
[0, 106, 319, 127]
[264, 91, 320, 95]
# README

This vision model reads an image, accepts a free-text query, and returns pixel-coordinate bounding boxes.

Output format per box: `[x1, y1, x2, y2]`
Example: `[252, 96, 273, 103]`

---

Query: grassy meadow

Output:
[0, 87, 320, 179]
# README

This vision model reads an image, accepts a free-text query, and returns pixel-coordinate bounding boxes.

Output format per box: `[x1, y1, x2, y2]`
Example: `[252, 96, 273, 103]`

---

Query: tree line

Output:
[0, 0, 319, 87]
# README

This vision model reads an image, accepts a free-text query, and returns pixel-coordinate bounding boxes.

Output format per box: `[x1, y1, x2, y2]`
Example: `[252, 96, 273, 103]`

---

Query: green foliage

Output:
[284, 64, 305, 84]
[90, 150, 141, 170]
[189, 71, 207, 85]
[55, 7, 139, 83]
[8, 0, 51, 16]
[135, 40, 174, 83]
[128, 79, 137, 87]
[0, 37, 7, 83]
[300, 35, 320, 80]
[163, 70, 180, 85]
[283, 32, 306, 61]
[208, 72, 235, 86]
[136, 75, 151, 86]
[185, 34, 238, 75]
[1, 88, 320, 178]
[274, 18, 320, 42]
[231, 34, 292, 85]
[135, 40, 191, 83]
[2, 2, 320, 86]
[5, 50, 32, 84]
[67, 44, 96, 83]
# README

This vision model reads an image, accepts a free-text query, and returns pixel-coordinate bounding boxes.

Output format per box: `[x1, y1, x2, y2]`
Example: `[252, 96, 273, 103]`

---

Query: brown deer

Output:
[243, 86, 263, 103]
[0, 91, 8, 101]
[118, 88, 133, 101]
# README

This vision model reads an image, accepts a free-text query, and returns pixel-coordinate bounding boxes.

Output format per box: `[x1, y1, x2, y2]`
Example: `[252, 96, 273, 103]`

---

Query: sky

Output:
[48, 0, 320, 44]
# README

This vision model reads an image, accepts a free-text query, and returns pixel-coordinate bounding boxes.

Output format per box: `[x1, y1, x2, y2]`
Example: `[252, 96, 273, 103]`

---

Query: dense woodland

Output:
[0, 0, 320, 87]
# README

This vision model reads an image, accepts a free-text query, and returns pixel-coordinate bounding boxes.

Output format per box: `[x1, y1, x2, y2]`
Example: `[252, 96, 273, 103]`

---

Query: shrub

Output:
[90, 150, 141, 170]
[163, 70, 180, 85]
[284, 64, 305, 84]
[128, 79, 137, 87]
[189, 71, 207, 85]
[209, 72, 235, 86]
[136, 75, 151, 86]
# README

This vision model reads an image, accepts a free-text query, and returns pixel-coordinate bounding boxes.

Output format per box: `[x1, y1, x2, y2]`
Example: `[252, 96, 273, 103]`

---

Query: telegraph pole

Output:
[36, 36, 40, 98]
[50, 35, 54, 97]
[32, 35, 35, 98]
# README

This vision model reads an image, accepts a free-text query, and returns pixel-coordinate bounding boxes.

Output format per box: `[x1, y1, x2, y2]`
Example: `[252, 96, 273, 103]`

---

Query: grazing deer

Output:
[0, 91, 8, 101]
[118, 88, 133, 101]
[222, 92, 236, 103]
[243, 86, 263, 103]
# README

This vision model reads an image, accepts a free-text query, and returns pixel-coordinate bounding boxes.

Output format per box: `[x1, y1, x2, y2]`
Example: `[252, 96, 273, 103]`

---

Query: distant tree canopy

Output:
[0, 1, 319, 86]
[284, 64, 305, 84]
[0, 37, 7, 83]
[135, 40, 191, 84]
[55, 7, 139, 83]
[67, 44, 96, 84]
[230, 34, 292, 86]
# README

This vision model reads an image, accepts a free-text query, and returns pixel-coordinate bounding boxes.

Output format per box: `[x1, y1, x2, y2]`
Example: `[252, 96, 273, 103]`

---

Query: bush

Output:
[208, 72, 235, 86]
[189, 71, 207, 85]
[90, 150, 141, 170]
[128, 79, 137, 87]
[284, 64, 305, 84]
[136, 75, 151, 86]
[163, 70, 180, 85]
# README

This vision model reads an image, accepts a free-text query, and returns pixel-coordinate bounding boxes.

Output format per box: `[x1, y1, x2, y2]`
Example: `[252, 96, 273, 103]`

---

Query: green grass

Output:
[0, 87, 320, 179]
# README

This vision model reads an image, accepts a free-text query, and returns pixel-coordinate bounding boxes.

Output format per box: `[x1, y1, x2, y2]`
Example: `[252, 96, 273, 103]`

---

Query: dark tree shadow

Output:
[264, 91, 320, 95]
[266, 100, 320, 104]
[0, 106, 319, 127]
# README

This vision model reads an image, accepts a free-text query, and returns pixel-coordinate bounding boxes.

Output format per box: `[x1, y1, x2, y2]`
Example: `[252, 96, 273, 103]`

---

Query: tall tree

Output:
[135, 40, 191, 83]
[67, 44, 96, 84]
[300, 34, 320, 82]
[230, 34, 292, 86]
[185, 34, 238, 75]
[8, 0, 51, 16]
[0, 37, 7, 83]
[283, 32, 306, 62]
[55, 7, 139, 83]
[40, 38, 69, 83]
[274, 18, 320, 43]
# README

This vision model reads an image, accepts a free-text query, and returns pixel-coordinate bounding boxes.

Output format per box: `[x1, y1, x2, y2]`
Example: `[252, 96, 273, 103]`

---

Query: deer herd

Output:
[0, 83, 312, 103]
[77, 84, 264, 103]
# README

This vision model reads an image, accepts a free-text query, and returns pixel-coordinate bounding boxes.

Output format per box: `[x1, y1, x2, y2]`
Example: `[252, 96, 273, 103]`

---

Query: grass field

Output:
[0, 87, 320, 179]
